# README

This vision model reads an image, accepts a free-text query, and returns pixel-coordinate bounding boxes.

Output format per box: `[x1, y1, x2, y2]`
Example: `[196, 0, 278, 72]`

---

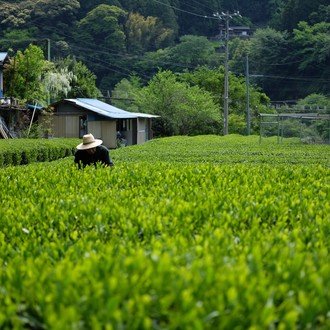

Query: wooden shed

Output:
[45, 98, 159, 148]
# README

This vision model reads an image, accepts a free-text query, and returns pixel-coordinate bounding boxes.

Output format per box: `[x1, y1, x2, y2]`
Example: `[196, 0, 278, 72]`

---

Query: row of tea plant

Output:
[0, 135, 329, 329]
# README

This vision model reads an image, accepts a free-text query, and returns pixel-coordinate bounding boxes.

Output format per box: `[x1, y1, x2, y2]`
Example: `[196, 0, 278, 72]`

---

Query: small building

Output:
[211, 26, 251, 41]
[227, 26, 251, 38]
[45, 98, 159, 148]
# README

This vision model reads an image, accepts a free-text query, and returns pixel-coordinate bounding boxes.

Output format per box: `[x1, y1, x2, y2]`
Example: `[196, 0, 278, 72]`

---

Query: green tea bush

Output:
[0, 138, 80, 167]
[114, 134, 329, 166]
[0, 135, 329, 329]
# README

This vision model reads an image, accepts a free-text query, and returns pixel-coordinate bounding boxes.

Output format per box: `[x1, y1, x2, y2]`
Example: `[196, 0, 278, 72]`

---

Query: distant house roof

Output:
[60, 98, 159, 119]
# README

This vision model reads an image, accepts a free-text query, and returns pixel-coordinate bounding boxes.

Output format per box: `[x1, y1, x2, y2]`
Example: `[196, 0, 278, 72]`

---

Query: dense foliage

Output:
[0, 138, 79, 166]
[130, 70, 222, 136]
[0, 0, 329, 100]
[112, 68, 270, 136]
[0, 135, 329, 328]
[3, 44, 101, 105]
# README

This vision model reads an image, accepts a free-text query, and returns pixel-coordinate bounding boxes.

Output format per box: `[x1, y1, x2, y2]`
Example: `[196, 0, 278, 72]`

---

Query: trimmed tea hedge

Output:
[0, 135, 329, 329]
[0, 138, 80, 167]
[113, 134, 330, 166]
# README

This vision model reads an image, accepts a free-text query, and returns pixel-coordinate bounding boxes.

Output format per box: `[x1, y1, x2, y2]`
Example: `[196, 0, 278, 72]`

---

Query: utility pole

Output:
[46, 38, 51, 61]
[246, 54, 250, 135]
[45, 38, 51, 105]
[213, 11, 241, 135]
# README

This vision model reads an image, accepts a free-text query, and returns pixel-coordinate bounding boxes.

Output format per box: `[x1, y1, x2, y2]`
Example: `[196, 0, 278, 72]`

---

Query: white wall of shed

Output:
[88, 121, 101, 140]
[102, 121, 117, 149]
[137, 118, 147, 144]
[50, 115, 79, 137]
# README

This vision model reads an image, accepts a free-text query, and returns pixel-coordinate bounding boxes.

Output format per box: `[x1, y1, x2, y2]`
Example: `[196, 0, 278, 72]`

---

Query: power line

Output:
[4, 33, 328, 85]
[21, 21, 212, 72]
[68, 43, 198, 71]
[74, 53, 152, 83]
[250, 74, 330, 83]
[150, 0, 217, 20]
[177, 0, 216, 14]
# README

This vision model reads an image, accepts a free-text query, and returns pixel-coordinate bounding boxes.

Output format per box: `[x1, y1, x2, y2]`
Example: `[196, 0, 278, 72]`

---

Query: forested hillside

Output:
[0, 0, 329, 103]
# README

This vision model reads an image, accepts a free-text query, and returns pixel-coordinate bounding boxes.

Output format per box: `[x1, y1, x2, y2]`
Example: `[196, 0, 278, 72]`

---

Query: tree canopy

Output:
[135, 70, 221, 136]
[0, 0, 329, 136]
[4, 44, 49, 103]
[4, 47, 101, 104]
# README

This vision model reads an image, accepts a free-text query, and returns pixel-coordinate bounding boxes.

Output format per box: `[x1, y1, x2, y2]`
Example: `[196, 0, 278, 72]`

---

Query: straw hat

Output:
[76, 133, 103, 150]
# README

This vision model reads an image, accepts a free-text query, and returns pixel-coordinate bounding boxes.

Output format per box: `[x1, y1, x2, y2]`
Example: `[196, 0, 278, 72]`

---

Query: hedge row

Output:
[0, 139, 329, 329]
[0, 138, 80, 167]
[115, 134, 330, 166]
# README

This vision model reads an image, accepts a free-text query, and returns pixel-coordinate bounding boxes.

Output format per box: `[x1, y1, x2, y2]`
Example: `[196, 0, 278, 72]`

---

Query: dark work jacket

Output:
[74, 145, 114, 169]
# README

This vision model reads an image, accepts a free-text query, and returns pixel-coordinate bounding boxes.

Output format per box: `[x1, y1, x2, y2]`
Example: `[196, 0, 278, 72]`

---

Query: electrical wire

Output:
[69, 43, 201, 71]
[6, 10, 329, 86]
[30, 20, 192, 69]
[149, 0, 217, 20]
[74, 57, 140, 82]
[29, 21, 210, 71]
[176, 0, 215, 14]
[74, 52, 152, 83]
[249, 74, 330, 83]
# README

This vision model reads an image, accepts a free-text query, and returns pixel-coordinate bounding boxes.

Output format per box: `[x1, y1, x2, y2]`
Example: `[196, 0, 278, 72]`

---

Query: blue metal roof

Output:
[65, 98, 159, 119]
[66, 98, 137, 119]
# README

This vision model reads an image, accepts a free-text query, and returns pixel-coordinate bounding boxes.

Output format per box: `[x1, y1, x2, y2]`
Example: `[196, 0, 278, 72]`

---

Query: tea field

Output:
[0, 135, 329, 329]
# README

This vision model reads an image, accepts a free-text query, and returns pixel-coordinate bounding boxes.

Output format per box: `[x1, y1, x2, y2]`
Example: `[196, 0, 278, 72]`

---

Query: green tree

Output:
[78, 4, 126, 51]
[120, 0, 179, 37]
[180, 67, 270, 134]
[166, 35, 220, 68]
[4, 44, 50, 103]
[0, 0, 80, 29]
[111, 75, 142, 112]
[0, 27, 40, 53]
[296, 93, 330, 142]
[76, 4, 127, 91]
[296, 93, 330, 108]
[247, 28, 291, 100]
[271, 0, 329, 31]
[230, 18, 329, 101]
[55, 56, 102, 99]
[42, 67, 75, 103]
[292, 21, 330, 84]
[0, 1, 29, 28]
[135, 35, 220, 78]
[135, 70, 221, 136]
[177, 0, 219, 36]
[270, 20, 330, 98]
[231, 0, 274, 24]
[79, 0, 122, 16]
[309, 5, 330, 24]
[125, 12, 174, 53]
[229, 37, 250, 76]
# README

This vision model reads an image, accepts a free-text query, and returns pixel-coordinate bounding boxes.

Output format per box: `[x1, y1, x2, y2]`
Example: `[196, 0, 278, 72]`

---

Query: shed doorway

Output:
[79, 115, 87, 138]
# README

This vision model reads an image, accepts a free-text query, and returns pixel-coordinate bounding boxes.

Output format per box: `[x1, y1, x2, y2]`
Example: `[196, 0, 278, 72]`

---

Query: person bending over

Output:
[74, 133, 114, 169]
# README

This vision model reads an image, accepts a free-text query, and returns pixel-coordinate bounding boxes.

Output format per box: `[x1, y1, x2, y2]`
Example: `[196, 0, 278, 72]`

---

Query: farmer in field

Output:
[74, 133, 114, 169]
